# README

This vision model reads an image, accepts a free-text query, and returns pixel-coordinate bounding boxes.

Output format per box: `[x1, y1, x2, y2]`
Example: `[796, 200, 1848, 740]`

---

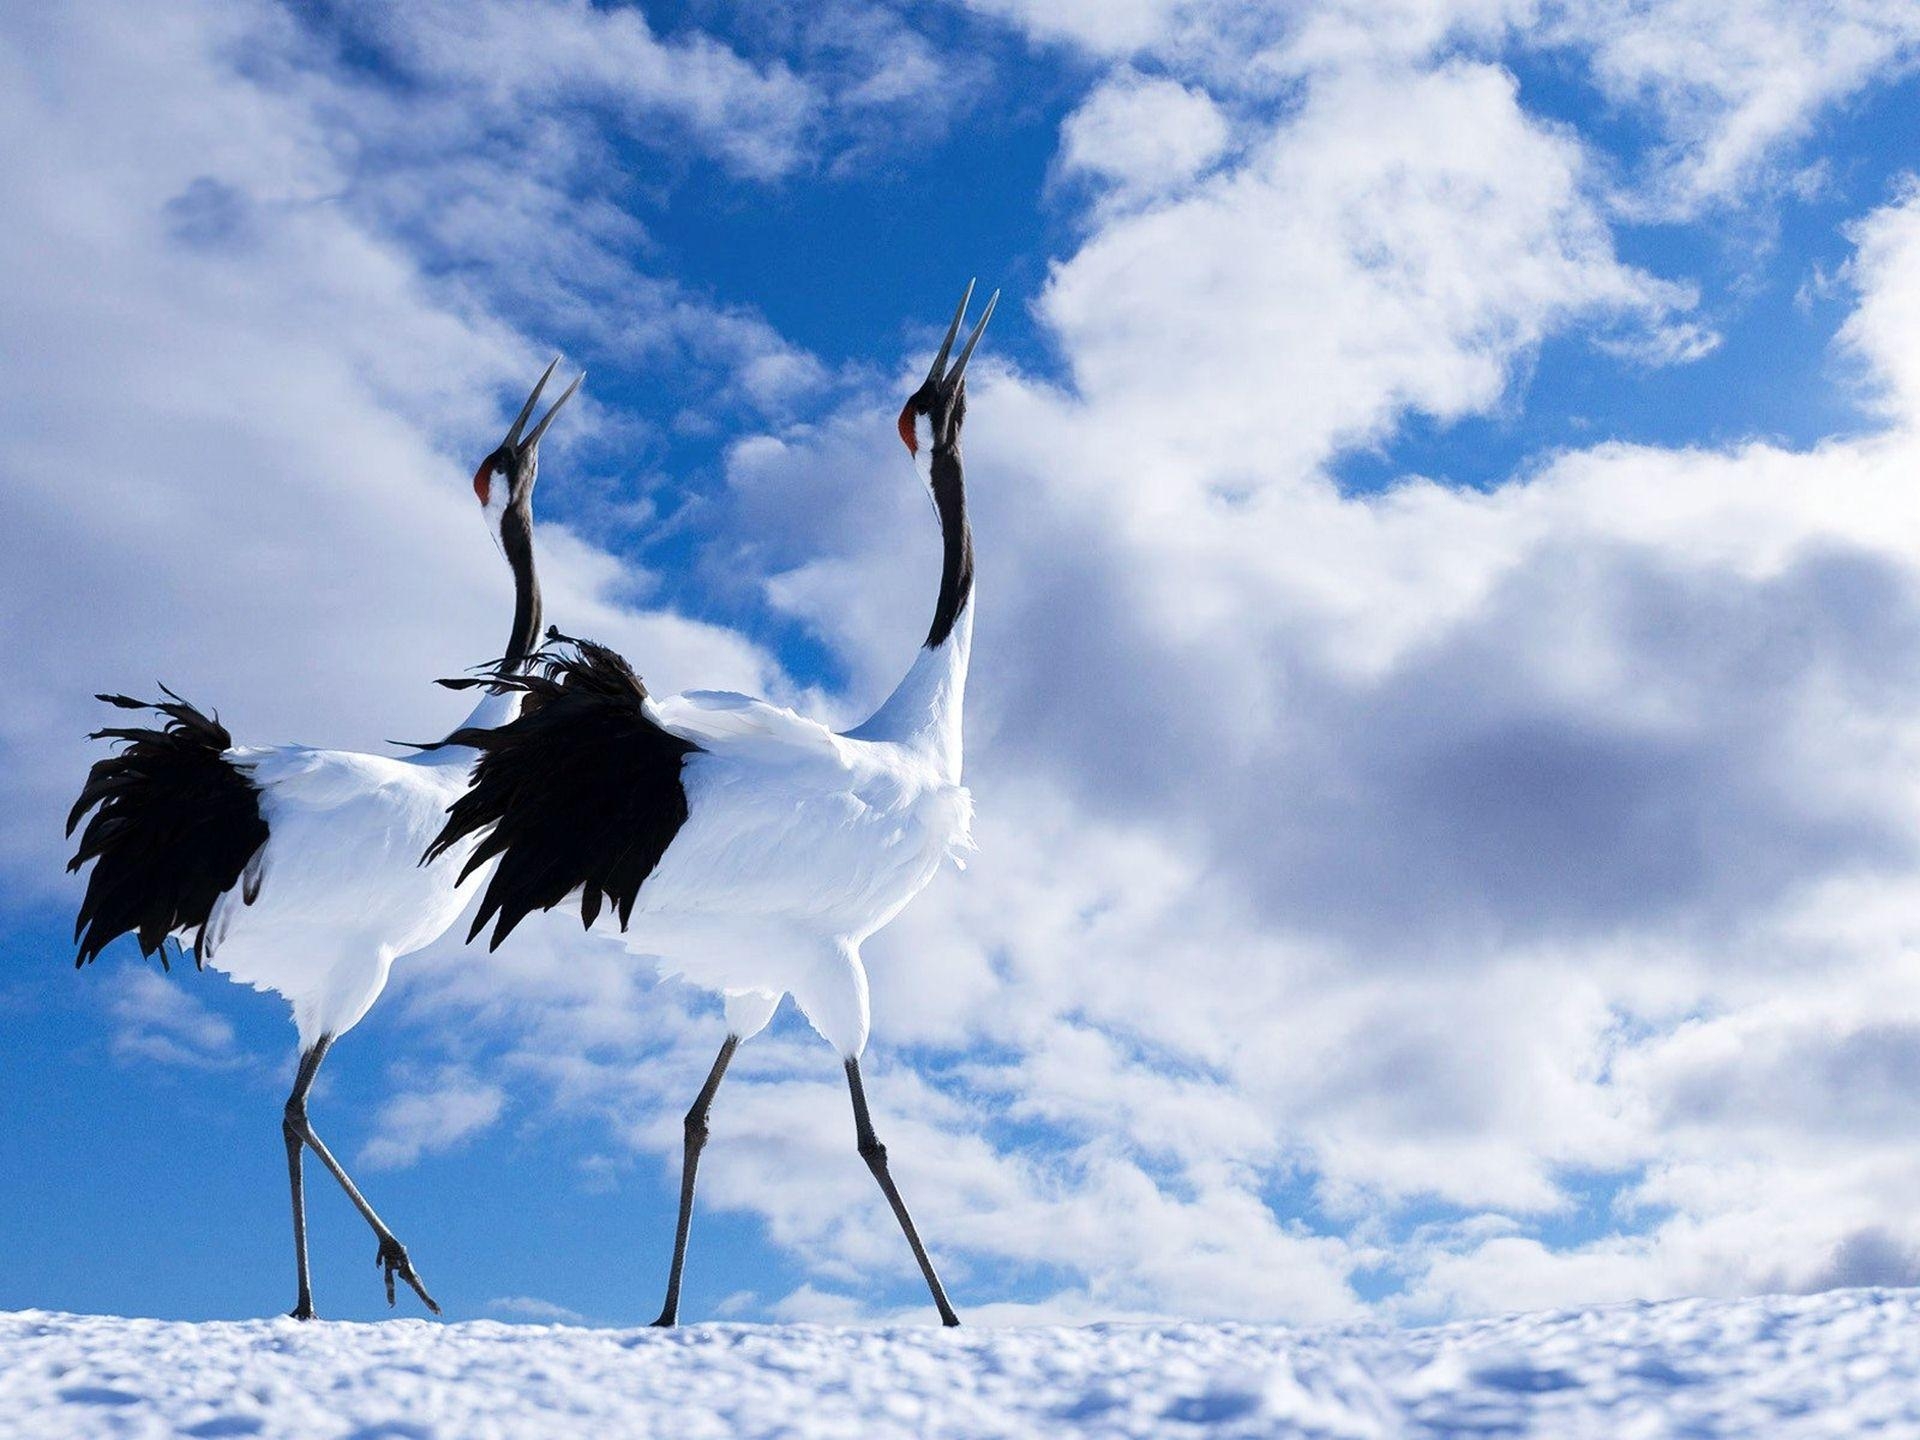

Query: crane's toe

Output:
[376, 1237, 441, 1315]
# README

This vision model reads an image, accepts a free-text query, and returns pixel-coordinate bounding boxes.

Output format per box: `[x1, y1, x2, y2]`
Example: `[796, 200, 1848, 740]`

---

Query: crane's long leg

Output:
[283, 1042, 326, 1319]
[283, 1034, 441, 1315]
[844, 1057, 960, 1326]
[652, 1034, 740, 1327]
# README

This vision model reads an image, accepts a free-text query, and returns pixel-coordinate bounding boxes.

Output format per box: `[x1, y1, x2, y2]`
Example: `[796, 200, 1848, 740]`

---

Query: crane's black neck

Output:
[925, 444, 973, 650]
[501, 502, 543, 670]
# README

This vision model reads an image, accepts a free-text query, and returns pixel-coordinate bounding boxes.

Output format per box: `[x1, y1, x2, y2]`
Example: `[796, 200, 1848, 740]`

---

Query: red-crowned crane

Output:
[426, 283, 998, 1326]
[66, 363, 581, 1319]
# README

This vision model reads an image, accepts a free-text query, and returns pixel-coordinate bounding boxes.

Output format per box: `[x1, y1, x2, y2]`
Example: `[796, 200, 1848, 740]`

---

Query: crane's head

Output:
[474, 358, 583, 542]
[898, 280, 998, 471]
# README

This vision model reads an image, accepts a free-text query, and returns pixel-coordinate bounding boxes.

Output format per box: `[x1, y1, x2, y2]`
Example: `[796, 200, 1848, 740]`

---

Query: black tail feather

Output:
[423, 629, 699, 951]
[66, 691, 268, 970]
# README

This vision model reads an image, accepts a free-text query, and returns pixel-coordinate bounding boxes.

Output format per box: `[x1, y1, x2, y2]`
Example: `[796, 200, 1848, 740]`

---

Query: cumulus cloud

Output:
[1843, 177, 1920, 418]
[1040, 59, 1703, 477]
[649, 156, 1920, 1319]
[363, 2, 1920, 1315]
[25, 0, 1920, 1328]
[962, 0, 1920, 212]
[1056, 70, 1230, 205]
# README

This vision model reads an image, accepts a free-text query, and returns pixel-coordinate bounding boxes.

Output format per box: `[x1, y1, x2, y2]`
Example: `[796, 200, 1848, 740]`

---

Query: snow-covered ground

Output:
[5, 1288, 1919, 1438]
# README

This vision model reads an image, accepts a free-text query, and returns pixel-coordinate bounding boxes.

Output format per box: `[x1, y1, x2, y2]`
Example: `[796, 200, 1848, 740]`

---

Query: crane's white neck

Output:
[847, 599, 971, 780]
[845, 437, 974, 779]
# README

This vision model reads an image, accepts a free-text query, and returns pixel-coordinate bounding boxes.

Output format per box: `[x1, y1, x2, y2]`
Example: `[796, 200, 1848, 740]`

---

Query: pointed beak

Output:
[947, 289, 998, 386]
[924, 279, 976, 388]
[523, 370, 584, 452]
[506, 357, 561, 449]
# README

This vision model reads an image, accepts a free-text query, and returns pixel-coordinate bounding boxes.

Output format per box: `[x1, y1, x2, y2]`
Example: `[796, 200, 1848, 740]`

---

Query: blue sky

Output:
[7, 0, 1920, 1327]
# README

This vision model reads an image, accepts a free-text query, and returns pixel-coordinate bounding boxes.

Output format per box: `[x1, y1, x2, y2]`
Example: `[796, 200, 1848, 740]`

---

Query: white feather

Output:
[602, 607, 976, 1056]
[196, 717, 502, 1050]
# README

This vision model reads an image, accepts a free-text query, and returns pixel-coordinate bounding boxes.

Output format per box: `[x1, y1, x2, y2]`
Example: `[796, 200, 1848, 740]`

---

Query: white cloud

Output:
[638, 152, 1920, 1319]
[1056, 70, 1230, 204]
[105, 969, 246, 1071]
[0, 0, 787, 886]
[1842, 176, 1920, 419]
[966, 0, 1920, 213]
[26, 0, 1920, 1329]
[1547, 0, 1920, 215]
[487, 1294, 588, 1324]
[1042, 60, 1702, 478]
[956, 0, 1188, 56]
[360, 1066, 507, 1170]
[333, 0, 817, 181]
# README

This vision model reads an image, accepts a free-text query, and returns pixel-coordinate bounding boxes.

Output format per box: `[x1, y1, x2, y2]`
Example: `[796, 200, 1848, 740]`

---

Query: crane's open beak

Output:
[506, 358, 583, 456]
[506, 357, 561, 449]
[946, 285, 997, 388]
[899, 282, 999, 454]
[522, 368, 583, 452]
[477, 359, 584, 506]
[923, 280, 998, 391]
[923, 280, 975, 389]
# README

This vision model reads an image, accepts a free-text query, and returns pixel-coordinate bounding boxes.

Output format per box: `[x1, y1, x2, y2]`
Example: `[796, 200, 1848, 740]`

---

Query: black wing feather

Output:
[66, 691, 268, 970]
[425, 630, 701, 951]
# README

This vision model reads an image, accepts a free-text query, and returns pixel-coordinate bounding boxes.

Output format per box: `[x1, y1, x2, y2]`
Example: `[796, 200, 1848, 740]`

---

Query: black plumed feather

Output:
[66, 690, 268, 970]
[424, 629, 700, 951]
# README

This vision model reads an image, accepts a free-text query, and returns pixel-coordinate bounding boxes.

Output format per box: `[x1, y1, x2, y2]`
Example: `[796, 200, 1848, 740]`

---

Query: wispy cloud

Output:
[106, 970, 247, 1071]
[963, 0, 1920, 214]
[360, 1066, 507, 1170]
[326, 0, 818, 181]
[487, 1294, 588, 1324]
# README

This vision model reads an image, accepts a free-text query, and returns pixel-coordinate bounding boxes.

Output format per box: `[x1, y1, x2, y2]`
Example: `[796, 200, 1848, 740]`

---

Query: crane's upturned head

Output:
[898, 280, 998, 462]
[474, 358, 584, 539]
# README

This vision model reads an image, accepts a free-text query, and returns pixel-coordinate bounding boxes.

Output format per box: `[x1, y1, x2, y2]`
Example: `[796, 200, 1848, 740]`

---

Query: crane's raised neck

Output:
[500, 499, 543, 669]
[924, 443, 973, 649]
[847, 437, 973, 778]
[425, 494, 542, 753]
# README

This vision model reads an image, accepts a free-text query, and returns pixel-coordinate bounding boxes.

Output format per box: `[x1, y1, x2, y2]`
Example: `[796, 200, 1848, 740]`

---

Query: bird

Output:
[425, 282, 999, 1327]
[65, 361, 582, 1320]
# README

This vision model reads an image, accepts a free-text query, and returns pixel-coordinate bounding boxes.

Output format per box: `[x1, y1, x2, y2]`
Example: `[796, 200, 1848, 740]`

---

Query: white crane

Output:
[66, 363, 581, 1319]
[427, 283, 998, 1326]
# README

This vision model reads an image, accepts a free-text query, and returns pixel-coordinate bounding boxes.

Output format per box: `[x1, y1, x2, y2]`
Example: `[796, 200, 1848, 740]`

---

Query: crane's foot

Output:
[288, 1299, 317, 1322]
[376, 1236, 441, 1315]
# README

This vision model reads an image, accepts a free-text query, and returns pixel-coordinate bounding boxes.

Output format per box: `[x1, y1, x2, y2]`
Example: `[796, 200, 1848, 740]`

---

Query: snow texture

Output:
[5, 1289, 1919, 1438]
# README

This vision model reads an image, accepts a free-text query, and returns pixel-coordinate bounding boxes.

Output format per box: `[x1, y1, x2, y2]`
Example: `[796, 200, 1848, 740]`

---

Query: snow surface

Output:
[5, 1289, 1920, 1438]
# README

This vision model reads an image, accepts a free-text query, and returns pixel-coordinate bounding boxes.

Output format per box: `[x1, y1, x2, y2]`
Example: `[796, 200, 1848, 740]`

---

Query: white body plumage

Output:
[623, 607, 974, 1056]
[199, 702, 512, 1049]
